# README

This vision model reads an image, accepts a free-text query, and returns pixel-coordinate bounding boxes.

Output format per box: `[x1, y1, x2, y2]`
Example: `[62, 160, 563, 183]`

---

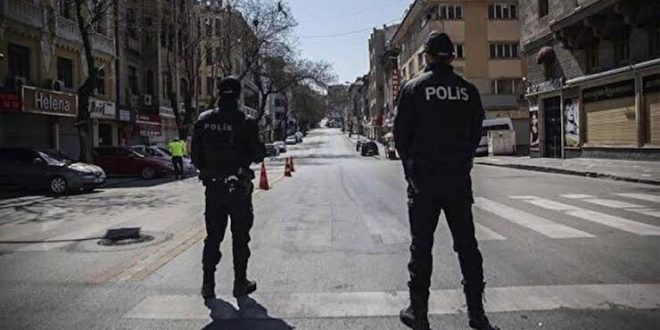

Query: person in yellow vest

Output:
[168, 138, 187, 179]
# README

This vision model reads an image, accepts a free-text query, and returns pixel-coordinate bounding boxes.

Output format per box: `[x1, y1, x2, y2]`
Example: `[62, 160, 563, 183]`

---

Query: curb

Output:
[475, 162, 660, 186]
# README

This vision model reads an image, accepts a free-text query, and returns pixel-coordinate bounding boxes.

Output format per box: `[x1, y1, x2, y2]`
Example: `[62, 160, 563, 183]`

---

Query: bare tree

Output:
[69, 0, 114, 162]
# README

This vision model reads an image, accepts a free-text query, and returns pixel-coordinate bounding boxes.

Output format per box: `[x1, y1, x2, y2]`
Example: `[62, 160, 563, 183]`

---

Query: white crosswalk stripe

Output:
[123, 283, 660, 320]
[474, 223, 506, 241]
[474, 197, 594, 239]
[512, 196, 660, 236]
[561, 194, 660, 219]
[614, 193, 660, 204]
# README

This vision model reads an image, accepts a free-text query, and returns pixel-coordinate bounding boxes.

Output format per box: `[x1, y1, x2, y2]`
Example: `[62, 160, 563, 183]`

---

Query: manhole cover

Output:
[98, 234, 154, 246]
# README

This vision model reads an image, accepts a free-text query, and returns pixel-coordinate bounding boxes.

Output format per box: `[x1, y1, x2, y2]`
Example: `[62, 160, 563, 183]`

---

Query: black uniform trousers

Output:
[172, 156, 184, 178]
[202, 180, 254, 282]
[407, 182, 484, 301]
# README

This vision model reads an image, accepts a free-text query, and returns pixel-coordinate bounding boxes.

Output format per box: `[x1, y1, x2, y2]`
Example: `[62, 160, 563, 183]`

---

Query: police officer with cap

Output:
[191, 76, 266, 300]
[394, 32, 499, 330]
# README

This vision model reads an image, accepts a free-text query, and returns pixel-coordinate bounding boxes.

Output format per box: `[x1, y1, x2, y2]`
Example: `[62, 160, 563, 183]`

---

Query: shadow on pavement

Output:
[201, 296, 294, 330]
[104, 174, 197, 189]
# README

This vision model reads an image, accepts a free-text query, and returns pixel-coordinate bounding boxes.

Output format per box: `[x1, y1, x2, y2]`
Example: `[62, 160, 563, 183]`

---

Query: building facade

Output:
[0, 0, 117, 158]
[390, 0, 529, 151]
[367, 24, 399, 140]
[522, 0, 660, 160]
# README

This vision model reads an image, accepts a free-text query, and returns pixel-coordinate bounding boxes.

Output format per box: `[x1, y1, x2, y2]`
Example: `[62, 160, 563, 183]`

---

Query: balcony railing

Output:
[92, 33, 114, 55]
[2, 0, 45, 29]
[55, 16, 115, 56]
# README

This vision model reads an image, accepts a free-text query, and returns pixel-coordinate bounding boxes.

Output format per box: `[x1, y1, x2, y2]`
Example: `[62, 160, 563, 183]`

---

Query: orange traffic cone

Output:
[289, 157, 295, 172]
[259, 162, 270, 190]
[284, 158, 292, 177]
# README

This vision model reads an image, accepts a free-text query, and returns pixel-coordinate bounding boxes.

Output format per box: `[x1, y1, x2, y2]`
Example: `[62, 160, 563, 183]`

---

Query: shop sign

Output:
[22, 86, 77, 117]
[582, 79, 635, 103]
[159, 106, 175, 118]
[119, 109, 132, 122]
[0, 92, 22, 112]
[528, 78, 562, 95]
[89, 98, 116, 119]
[136, 114, 161, 124]
[643, 74, 660, 94]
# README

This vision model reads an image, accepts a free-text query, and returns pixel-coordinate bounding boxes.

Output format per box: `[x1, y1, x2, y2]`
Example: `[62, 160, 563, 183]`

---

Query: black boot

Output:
[233, 279, 257, 298]
[399, 294, 430, 330]
[463, 281, 500, 330]
[201, 271, 216, 300]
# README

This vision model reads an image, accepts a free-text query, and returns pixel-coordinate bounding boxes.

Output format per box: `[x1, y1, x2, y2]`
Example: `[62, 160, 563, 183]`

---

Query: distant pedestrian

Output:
[191, 76, 266, 300]
[394, 32, 499, 330]
[168, 138, 187, 179]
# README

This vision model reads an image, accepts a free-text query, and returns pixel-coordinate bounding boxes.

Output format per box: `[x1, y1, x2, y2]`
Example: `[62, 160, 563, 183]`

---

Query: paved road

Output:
[1, 128, 658, 329]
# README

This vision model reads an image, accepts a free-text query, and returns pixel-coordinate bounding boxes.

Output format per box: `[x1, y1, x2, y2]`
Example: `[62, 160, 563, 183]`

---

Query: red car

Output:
[94, 147, 173, 179]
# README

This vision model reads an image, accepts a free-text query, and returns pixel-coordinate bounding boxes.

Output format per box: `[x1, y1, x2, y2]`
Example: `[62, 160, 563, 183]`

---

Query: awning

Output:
[536, 46, 556, 64]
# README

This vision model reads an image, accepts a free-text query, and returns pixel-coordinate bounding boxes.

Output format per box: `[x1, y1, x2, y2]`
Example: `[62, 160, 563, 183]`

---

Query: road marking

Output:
[123, 283, 660, 320]
[560, 194, 595, 199]
[514, 196, 660, 236]
[474, 198, 593, 239]
[614, 193, 660, 204]
[474, 223, 506, 241]
[561, 194, 660, 219]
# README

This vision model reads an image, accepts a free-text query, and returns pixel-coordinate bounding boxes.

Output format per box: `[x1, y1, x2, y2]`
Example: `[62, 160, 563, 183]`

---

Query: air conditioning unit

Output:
[130, 94, 140, 106]
[51, 79, 65, 91]
[143, 94, 153, 106]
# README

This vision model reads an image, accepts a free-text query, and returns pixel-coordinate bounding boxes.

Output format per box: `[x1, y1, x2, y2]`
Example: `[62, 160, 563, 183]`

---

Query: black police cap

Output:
[218, 76, 242, 97]
[424, 31, 454, 57]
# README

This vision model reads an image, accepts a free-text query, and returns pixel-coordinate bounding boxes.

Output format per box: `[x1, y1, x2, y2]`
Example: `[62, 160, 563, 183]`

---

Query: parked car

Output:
[476, 118, 514, 156]
[94, 147, 172, 179]
[265, 143, 280, 157]
[285, 136, 298, 145]
[360, 141, 379, 156]
[130, 145, 197, 174]
[273, 141, 287, 153]
[0, 148, 106, 195]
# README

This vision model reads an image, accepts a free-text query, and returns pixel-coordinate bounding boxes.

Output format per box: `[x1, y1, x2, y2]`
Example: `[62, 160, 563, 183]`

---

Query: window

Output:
[653, 21, 660, 55]
[439, 4, 463, 20]
[205, 18, 212, 37]
[94, 14, 107, 34]
[417, 52, 425, 70]
[96, 69, 105, 95]
[146, 70, 154, 95]
[613, 33, 630, 65]
[489, 3, 517, 19]
[163, 72, 172, 96]
[57, 57, 74, 88]
[538, 0, 549, 17]
[128, 65, 138, 94]
[126, 8, 137, 39]
[58, 0, 71, 19]
[585, 42, 600, 73]
[206, 48, 213, 65]
[180, 78, 188, 96]
[489, 43, 519, 59]
[455, 44, 464, 59]
[408, 62, 414, 77]
[207, 77, 214, 96]
[8, 43, 30, 80]
[215, 19, 221, 36]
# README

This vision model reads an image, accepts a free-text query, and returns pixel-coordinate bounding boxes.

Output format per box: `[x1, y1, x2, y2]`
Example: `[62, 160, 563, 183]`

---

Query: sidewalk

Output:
[475, 156, 660, 185]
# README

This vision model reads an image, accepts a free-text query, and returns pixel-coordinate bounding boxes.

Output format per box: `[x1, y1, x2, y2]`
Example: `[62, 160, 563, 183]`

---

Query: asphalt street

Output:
[0, 128, 658, 330]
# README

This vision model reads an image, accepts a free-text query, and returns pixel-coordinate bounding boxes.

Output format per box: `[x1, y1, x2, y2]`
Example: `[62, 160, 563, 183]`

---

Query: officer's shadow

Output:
[201, 296, 294, 330]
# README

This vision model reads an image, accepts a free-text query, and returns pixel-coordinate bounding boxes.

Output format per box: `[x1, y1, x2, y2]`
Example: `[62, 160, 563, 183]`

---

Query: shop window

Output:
[57, 57, 74, 89]
[538, 0, 549, 18]
[96, 69, 105, 95]
[128, 65, 138, 94]
[489, 43, 519, 59]
[455, 44, 464, 59]
[8, 43, 30, 81]
[489, 3, 517, 19]
[439, 4, 463, 20]
[585, 42, 600, 73]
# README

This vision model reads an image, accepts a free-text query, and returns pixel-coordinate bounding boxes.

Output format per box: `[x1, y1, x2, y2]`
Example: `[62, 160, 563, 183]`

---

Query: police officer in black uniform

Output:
[191, 76, 266, 300]
[394, 32, 499, 330]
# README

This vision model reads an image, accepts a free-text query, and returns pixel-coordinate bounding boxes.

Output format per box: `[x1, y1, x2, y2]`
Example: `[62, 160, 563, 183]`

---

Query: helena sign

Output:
[22, 86, 77, 117]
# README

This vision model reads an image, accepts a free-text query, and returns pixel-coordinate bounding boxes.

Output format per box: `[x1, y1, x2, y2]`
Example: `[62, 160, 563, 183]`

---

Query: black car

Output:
[0, 148, 106, 195]
[360, 141, 379, 156]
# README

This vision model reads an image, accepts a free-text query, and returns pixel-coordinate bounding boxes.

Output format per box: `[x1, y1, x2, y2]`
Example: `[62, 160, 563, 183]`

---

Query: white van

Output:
[476, 118, 514, 156]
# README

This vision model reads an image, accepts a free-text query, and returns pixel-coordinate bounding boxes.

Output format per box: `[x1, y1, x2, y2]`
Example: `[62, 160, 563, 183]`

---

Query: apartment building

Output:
[0, 0, 116, 158]
[389, 0, 528, 151]
[367, 24, 399, 140]
[521, 0, 660, 159]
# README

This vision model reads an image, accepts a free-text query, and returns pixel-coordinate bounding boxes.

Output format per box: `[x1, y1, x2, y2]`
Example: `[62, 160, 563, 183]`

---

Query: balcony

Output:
[55, 16, 115, 56]
[2, 0, 45, 29]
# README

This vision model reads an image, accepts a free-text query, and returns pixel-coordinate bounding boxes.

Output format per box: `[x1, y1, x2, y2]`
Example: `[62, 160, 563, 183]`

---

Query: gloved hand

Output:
[403, 159, 420, 195]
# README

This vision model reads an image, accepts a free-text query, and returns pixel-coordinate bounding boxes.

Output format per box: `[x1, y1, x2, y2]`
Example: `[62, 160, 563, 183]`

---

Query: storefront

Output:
[526, 78, 563, 158]
[159, 106, 179, 143]
[0, 86, 79, 157]
[89, 97, 118, 147]
[643, 73, 660, 146]
[136, 114, 163, 146]
[581, 79, 637, 147]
